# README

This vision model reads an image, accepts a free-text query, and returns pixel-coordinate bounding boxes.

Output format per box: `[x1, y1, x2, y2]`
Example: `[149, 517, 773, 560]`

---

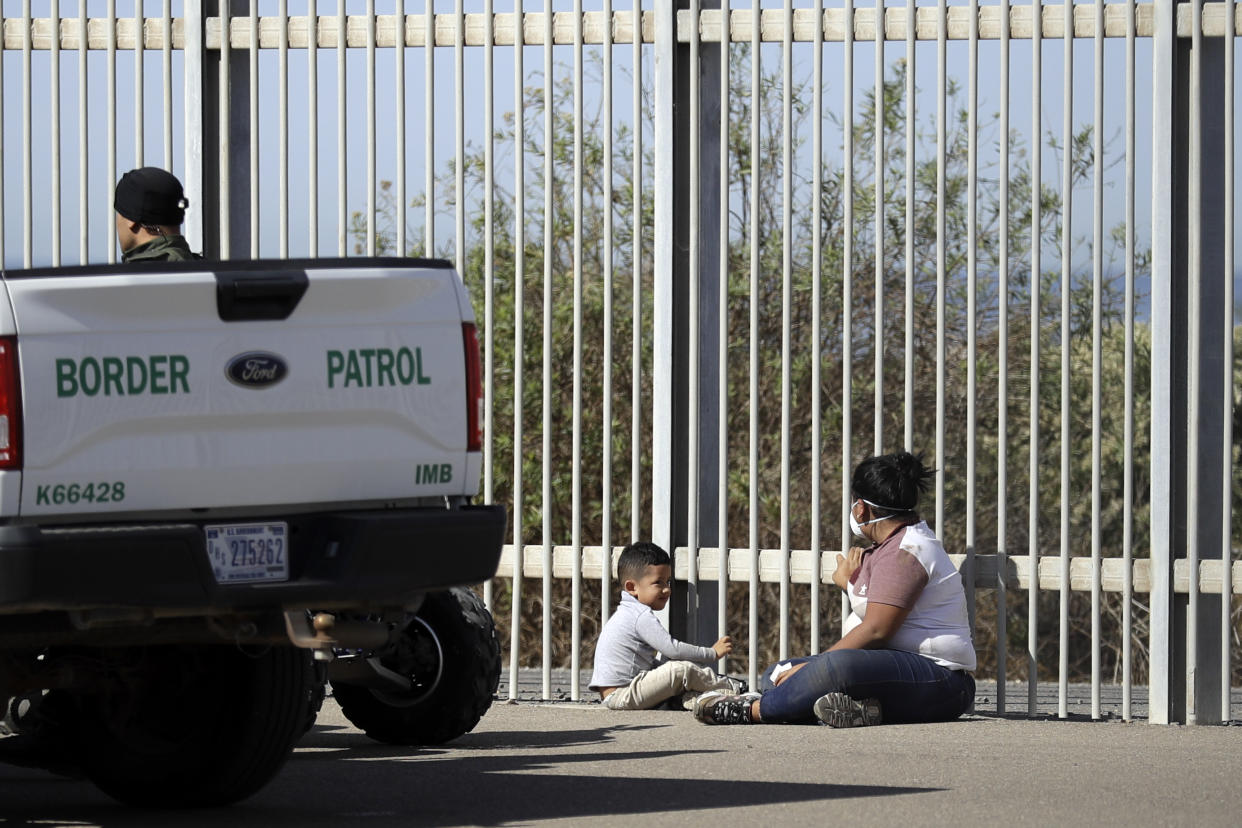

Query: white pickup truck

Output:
[0, 257, 506, 806]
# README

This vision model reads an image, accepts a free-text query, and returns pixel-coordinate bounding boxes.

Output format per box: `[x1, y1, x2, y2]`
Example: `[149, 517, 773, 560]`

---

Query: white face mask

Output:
[849, 510, 865, 538]
[849, 500, 888, 538]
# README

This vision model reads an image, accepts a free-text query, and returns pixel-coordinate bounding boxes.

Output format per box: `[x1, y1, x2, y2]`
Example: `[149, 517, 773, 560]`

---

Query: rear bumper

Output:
[0, 504, 506, 615]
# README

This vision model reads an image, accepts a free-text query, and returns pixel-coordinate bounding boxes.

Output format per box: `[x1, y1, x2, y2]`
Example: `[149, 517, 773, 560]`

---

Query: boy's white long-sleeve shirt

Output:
[588, 592, 717, 690]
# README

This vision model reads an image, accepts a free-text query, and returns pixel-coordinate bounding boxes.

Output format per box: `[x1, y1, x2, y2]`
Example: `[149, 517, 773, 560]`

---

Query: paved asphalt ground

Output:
[1, 677, 1239, 827]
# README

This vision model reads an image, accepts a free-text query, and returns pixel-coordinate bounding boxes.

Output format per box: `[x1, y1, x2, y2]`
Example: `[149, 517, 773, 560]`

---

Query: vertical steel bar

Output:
[1223, 0, 1235, 726]
[571, 0, 583, 701]
[601, 0, 614, 628]
[996, 0, 1011, 713]
[483, 0, 495, 613]
[164, 0, 173, 167]
[366, 0, 377, 257]
[1058, 0, 1073, 720]
[1091, 0, 1104, 721]
[903, 0, 914, 453]
[965, 0, 978, 637]
[308, 0, 319, 257]
[810, 0, 821, 655]
[718, 0, 731, 661]
[250, 0, 259, 257]
[1028, 0, 1042, 719]
[1148, 0, 1177, 726]
[219, 0, 230, 258]
[541, 0, 553, 701]
[78, 0, 88, 263]
[632, 0, 642, 544]
[396, 0, 407, 256]
[455, 0, 464, 270]
[689, 0, 703, 650]
[336, 0, 346, 256]
[509, 0, 526, 700]
[872, 0, 883, 456]
[651, 0, 673, 598]
[1186, 0, 1202, 726]
[425, 0, 435, 257]
[934, 0, 945, 537]
[25, 0, 36, 268]
[51, 0, 62, 266]
[749, 0, 761, 688]
[279, 0, 288, 256]
[778, 0, 791, 660]
[184, 0, 205, 253]
[1123, 0, 1135, 724]
[842, 0, 855, 629]
[107, 0, 119, 263]
[135, 0, 144, 165]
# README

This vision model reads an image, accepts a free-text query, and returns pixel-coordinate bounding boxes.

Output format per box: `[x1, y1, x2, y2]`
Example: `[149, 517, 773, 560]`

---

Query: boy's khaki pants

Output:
[602, 660, 733, 710]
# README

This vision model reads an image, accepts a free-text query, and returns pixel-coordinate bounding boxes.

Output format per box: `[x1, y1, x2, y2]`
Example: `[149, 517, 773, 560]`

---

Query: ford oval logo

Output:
[226, 351, 288, 389]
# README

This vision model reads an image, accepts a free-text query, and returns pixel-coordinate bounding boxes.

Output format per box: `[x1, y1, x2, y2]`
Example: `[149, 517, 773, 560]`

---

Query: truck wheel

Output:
[332, 587, 499, 745]
[76, 644, 318, 808]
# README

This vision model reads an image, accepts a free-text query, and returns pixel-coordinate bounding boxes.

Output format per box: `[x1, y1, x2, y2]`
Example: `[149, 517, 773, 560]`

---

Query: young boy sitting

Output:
[589, 541, 742, 710]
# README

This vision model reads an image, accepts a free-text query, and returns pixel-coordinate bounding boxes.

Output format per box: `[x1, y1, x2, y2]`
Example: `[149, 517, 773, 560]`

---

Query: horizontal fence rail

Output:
[0, 1, 1236, 725]
[499, 547, 1242, 595]
[9, 6, 1242, 50]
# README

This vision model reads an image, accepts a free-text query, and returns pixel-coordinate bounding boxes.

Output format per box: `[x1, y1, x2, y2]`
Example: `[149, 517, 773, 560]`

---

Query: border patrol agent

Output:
[113, 167, 201, 263]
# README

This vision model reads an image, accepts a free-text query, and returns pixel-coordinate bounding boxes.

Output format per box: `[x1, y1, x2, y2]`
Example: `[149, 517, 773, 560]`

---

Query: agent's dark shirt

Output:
[122, 234, 198, 263]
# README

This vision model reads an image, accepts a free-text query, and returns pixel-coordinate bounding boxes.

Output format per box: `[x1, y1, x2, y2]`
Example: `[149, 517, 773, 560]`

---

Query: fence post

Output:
[200, 0, 252, 259]
[1181, 0, 1228, 726]
[1150, 0, 1227, 725]
[691, 1, 723, 648]
[653, 1, 722, 644]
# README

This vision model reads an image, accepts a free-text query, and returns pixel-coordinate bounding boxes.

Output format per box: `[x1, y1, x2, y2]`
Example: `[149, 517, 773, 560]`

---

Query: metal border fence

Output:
[0, 1, 1236, 724]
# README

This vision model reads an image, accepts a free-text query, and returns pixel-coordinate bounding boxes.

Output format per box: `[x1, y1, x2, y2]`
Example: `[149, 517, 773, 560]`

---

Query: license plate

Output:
[205, 522, 289, 584]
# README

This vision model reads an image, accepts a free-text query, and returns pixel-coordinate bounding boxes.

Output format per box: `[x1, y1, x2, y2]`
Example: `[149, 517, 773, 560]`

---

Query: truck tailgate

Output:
[6, 261, 476, 517]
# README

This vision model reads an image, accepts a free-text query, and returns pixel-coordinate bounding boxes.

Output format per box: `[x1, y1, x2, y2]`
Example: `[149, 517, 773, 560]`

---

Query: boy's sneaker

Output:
[721, 676, 748, 695]
[693, 691, 760, 725]
[813, 692, 882, 728]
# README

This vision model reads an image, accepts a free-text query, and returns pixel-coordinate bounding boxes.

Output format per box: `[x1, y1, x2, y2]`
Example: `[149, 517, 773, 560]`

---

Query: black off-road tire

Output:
[332, 587, 500, 745]
[72, 644, 318, 808]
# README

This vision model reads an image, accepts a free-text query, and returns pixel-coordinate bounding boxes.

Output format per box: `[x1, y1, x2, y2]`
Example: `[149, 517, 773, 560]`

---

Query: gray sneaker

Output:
[813, 692, 882, 728]
[721, 676, 748, 695]
[693, 691, 760, 725]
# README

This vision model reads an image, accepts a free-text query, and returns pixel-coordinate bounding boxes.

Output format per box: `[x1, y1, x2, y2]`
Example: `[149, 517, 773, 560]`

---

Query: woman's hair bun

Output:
[892, 451, 935, 495]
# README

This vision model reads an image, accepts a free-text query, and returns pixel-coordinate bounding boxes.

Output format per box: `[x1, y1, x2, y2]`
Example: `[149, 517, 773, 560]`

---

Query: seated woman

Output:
[694, 450, 975, 727]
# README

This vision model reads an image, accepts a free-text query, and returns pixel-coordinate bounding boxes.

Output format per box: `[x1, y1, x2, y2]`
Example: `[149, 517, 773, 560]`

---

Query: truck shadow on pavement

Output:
[302, 721, 673, 752]
[277, 721, 942, 826]
[0, 720, 943, 827]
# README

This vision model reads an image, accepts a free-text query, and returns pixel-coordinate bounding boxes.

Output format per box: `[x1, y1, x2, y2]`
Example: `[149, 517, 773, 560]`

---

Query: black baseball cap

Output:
[114, 167, 189, 226]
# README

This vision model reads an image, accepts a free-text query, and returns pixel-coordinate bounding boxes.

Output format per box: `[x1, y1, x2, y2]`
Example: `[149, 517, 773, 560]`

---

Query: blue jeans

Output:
[756, 649, 975, 725]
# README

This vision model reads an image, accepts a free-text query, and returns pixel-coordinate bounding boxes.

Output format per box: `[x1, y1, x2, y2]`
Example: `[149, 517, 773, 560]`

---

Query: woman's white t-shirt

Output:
[843, 520, 977, 671]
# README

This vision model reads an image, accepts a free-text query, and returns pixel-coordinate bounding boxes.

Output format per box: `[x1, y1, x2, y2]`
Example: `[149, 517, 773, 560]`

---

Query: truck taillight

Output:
[0, 337, 21, 469]
[462, 322, 483, 453]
